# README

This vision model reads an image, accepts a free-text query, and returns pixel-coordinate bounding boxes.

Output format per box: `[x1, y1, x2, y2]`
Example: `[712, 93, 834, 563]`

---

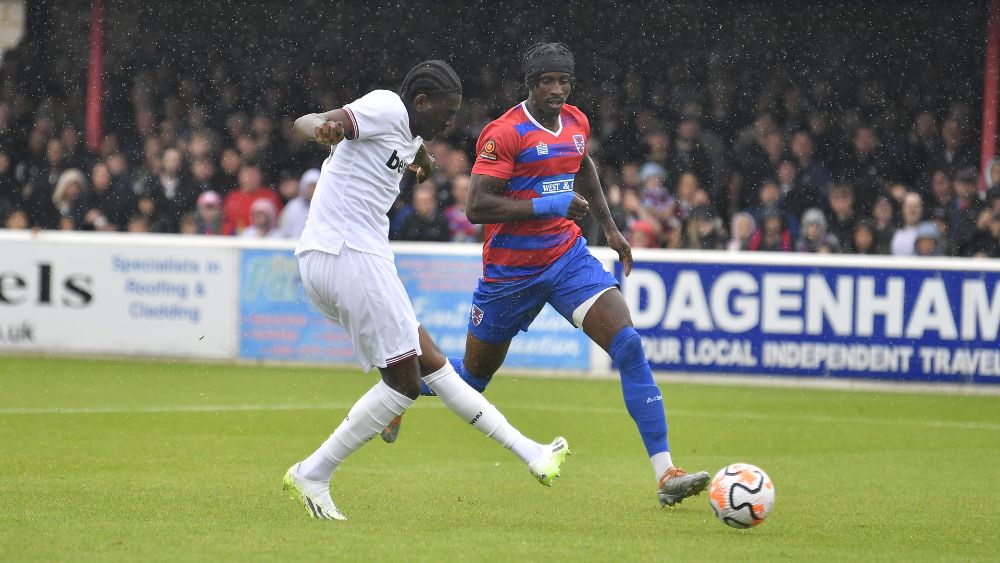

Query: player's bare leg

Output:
[460, 332, 512, 385]
[581, 289, 709, 506]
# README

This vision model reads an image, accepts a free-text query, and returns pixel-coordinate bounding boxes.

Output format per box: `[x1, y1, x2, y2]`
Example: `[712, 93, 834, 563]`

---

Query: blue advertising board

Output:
[619, 260, 1000, 384]
[239, 248, 590, 371]
[239, 248, 355, 363]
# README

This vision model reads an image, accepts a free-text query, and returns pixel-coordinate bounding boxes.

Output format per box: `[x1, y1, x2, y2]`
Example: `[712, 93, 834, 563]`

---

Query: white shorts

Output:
[298, 248, 421, 372]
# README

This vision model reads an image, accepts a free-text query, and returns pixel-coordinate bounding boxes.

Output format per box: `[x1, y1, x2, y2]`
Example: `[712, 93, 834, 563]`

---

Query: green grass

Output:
[1, 356, 998, 562]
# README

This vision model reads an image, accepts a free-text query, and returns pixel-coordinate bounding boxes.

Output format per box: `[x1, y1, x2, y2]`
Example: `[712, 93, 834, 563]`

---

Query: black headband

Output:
[524, 52, 574, 80]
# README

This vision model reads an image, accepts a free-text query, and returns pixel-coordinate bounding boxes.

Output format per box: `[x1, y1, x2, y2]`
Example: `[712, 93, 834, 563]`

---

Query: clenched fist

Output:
[314, 121, 346, 145]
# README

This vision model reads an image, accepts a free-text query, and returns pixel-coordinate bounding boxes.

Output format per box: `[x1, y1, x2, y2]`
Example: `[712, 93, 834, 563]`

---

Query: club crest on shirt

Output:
[573, 134, 586, 155]
[536, 141, 548, 155]
[470, 304, 484, 326]
[479, 139, 498, 161]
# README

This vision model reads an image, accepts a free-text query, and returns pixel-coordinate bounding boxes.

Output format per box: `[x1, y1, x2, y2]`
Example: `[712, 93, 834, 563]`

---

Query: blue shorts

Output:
[468, 237, 619, 344]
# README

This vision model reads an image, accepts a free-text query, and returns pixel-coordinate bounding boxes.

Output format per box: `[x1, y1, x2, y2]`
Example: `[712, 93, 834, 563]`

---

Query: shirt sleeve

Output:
[342, 90, 405, 141]
[471, 121, 519, 179]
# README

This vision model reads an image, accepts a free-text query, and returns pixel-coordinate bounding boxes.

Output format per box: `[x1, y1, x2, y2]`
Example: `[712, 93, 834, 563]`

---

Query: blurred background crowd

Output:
[0, 0, 996, 257]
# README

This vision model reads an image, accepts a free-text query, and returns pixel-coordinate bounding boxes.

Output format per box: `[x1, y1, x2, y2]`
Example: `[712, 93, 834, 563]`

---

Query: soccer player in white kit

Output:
[282, 60, 569, 521]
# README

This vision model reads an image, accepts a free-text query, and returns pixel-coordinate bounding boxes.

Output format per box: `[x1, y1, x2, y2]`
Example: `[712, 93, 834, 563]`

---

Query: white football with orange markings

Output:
[708, 463, 775, 528]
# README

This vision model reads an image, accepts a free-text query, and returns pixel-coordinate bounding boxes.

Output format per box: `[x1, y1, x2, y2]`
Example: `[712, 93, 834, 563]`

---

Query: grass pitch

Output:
[1, 356, 998, 562]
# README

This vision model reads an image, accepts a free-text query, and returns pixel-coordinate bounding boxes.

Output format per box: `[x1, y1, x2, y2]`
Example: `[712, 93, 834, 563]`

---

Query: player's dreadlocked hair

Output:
[399, 60, 462, 103]
[523, 42, 575, 84]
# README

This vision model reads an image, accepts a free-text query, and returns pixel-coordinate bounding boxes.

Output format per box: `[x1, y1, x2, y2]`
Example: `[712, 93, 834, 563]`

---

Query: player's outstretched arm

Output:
[292, 109, 356, 145]
[466, 174, 589, 224]
[575, 155, 632, 275]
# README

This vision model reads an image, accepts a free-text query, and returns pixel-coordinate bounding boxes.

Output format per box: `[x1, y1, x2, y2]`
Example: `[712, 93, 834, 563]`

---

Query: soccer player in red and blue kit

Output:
[409, 43, 709, 506]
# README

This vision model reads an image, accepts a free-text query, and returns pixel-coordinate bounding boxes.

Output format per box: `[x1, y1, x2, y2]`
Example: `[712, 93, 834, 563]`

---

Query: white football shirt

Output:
[296, 89, 423, 261]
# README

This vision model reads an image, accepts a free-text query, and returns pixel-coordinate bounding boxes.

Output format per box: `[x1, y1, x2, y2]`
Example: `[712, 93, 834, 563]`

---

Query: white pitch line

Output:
[0, 401, 997, 431]
[508, 404, 1000, 431]
[0, 402, 356, 415]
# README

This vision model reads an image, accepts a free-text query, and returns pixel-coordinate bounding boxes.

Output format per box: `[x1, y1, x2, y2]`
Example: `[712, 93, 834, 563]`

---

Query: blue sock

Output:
[450, 357, 492, 392]
[418, 378, 436, 396]
[419, 357, 492, 396]
[609, 326, 669, 457]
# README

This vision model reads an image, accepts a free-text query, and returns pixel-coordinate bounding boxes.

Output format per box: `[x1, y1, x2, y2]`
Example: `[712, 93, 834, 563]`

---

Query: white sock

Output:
[651, 451, 674, 482]
[299, 380, 414, 482]
[422, 362, 546, 465]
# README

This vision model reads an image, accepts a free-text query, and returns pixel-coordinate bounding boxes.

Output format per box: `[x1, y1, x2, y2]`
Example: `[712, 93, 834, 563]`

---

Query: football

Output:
[708, 463, 775, 528]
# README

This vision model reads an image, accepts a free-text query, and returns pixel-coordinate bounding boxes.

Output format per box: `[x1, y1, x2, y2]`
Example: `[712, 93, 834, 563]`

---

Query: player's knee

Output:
[418, 348, 447, 377]
[380, 361, 422, 400]
[463, 356, 499, 380]
[392, 375, 421, 400]
[476, 365, 499, 383]
[609, 326, 648, 371]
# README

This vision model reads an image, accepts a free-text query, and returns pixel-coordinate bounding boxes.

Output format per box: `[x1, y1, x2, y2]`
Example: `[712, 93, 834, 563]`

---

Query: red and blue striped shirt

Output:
[471, 102, 590, 281]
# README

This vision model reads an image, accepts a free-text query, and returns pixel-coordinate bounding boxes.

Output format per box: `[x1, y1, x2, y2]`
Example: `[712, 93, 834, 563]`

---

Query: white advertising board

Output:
[0, 232, 238, 358]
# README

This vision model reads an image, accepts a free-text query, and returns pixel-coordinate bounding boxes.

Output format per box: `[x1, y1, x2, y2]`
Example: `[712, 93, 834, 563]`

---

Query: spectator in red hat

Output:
[195, 190, 224, 235]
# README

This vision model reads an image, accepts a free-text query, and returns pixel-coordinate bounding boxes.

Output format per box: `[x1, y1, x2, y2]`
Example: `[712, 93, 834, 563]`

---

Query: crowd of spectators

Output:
[0, 2, 997, 258]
